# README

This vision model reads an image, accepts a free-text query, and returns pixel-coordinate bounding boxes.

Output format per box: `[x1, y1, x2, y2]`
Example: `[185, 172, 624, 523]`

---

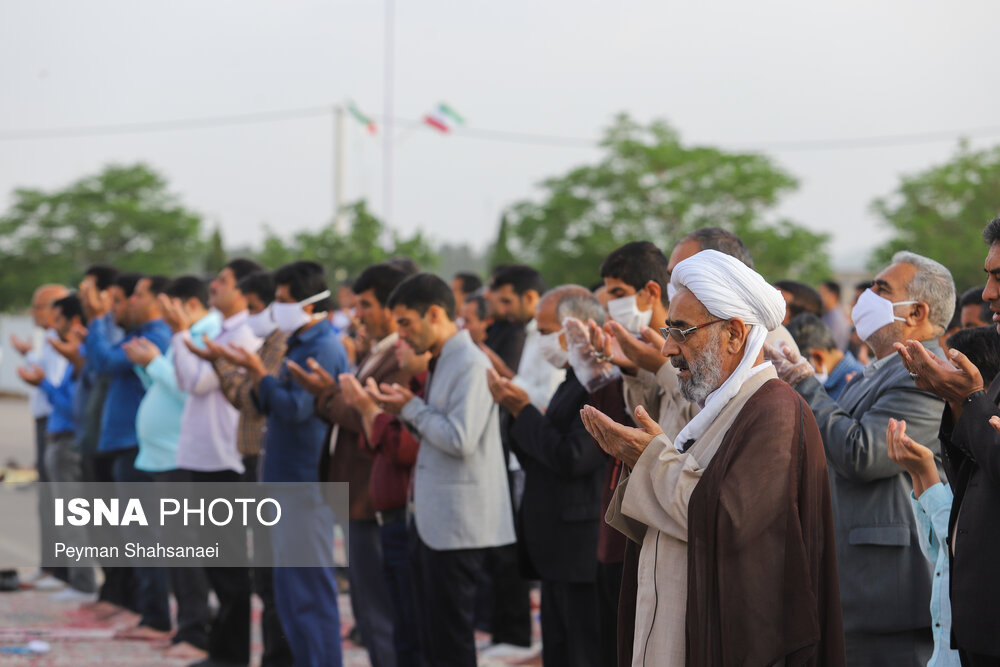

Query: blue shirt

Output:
[85, 317, 172, 453]
[910, 483, 961, 667]
[134, 312, 222, 472]
[38, 364, 76, 435]
[257, 320, 348, 482]
[823, 350, 865, 400]
[72, 315, 122, 443]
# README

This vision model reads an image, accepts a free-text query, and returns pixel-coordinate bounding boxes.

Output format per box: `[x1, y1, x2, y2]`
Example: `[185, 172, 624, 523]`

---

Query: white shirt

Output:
[173, 310, 261, 473]
[511, 319, 565, 411]
[27, 328, 69, 419]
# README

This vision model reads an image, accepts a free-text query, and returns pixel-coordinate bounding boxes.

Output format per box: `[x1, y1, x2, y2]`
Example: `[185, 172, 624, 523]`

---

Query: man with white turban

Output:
[582, 250, 845, 666]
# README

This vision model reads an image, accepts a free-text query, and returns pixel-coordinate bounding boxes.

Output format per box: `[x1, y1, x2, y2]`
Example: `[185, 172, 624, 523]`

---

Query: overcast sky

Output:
[2, 0, 998, 272]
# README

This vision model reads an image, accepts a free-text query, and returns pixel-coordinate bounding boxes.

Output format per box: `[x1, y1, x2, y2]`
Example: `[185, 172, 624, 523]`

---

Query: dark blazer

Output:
[509, 369, 606, 583]
[796, 340, 946, 635]
[317, 339, 408, 521]
[941, 374, 1000, 657]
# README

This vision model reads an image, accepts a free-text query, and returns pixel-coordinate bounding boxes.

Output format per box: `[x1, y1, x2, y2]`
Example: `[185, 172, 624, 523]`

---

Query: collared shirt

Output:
[256, 320, 349, 482]
[26, 328, 69, 419]
[213, 329, 289, 457]
[174, 310, 260, 474]
[38, 363, 76, 434]
[358, 332, 398, 378]
[134, 312, 222, 473]
[511, 318, 565, 411]
[85, 317, 172, 453]
[823, 350, 866, 401]
[911, 483, 961, 667]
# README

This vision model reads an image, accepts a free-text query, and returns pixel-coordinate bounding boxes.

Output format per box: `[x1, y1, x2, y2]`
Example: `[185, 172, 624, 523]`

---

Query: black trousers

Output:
[961, 650, 1000, 667]
[596, 560, 623, 667]
[541, 580, 601, 667]
[190, 469, 252, 665]
[152, 469, 211, 650]
[411, 528, 486, 667]
[482, 542, 532, 646]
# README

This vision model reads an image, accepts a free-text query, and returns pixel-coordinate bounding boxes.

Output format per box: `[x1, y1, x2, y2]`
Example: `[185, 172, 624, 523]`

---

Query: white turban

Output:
[669, 249, 787, 448]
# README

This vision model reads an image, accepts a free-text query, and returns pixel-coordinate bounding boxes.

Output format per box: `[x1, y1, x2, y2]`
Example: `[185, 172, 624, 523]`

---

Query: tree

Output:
[490, 214, 516, 270]
[254, 201, 439, 282]
[502, 113, 830, 287]
[870, 140, 1000, 290]
[205, 226, 227, 274]
[0, 163, 205, 310]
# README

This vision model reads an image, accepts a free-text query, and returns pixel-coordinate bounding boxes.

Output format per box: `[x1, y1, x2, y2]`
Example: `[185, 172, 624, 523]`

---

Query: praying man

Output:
[581, 249, 846, 666]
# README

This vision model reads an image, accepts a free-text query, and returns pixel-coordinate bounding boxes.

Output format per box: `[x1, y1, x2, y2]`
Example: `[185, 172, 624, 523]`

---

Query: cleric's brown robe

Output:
[685, 379, 845, 667]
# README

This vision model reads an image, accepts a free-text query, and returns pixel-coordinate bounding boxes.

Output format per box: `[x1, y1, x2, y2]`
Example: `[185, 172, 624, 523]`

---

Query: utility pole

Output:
[333, 104, 346, 235]
[383, 0, 395, 230]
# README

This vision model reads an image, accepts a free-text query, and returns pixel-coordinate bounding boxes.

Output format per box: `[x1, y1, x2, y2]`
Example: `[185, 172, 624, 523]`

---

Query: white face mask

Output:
[246, 305, 276, 338]
[851, 289, 917, 342]
[606, 295, 653, 336]
[537, 330, 568, 369]
[814, 365, 829, 385]
[271, 290, 331, 333]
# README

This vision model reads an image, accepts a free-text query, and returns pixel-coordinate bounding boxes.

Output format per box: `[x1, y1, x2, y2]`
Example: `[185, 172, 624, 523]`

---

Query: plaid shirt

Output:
[213, 329, 288, 457]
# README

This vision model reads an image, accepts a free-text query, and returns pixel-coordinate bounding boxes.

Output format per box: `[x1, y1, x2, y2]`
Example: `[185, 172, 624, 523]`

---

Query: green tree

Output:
[490, 214, 516, 270]
[205, 226, 227, 274]
[0, 163, 205, 310]
[870, 140, 1000, 289]
[502, 113, 830, 287]
[254, 201, 439, 281]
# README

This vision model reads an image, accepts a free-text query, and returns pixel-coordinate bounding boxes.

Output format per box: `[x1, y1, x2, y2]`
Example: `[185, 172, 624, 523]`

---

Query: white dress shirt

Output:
[173, 310, 261, 473]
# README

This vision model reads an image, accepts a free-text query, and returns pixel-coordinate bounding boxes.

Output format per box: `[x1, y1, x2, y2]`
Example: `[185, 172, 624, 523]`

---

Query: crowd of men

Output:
[4, 218, 1000, 667]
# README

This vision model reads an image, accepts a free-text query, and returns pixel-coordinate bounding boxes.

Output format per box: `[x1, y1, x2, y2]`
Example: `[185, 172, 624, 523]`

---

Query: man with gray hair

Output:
[485, 285, 612, 667]
[769, 250, 955, 665]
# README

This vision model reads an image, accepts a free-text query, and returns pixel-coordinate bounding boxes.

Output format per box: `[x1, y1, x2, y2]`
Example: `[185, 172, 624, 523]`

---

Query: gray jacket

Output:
[796, 340, 946, 635]
[401, 329, 516, 550]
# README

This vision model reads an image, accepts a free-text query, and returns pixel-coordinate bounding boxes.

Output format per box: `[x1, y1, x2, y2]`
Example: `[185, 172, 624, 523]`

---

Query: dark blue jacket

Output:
[257, 320, 348, 482]
[85, 317, 171, 453]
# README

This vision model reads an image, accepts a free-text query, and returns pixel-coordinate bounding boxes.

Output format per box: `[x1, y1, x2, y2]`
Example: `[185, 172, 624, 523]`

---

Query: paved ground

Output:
[0, 398, 542, 665]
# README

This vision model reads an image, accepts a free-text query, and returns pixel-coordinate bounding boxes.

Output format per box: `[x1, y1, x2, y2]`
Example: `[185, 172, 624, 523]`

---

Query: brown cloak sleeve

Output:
[685, 379, 845, 667]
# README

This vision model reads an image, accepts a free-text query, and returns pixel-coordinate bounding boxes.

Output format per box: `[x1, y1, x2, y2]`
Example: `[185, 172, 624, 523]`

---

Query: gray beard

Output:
[677, 335, 725, 404]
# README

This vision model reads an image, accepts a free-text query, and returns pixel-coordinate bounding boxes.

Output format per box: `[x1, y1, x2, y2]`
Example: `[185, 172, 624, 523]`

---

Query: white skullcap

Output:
[668, 249, 787, 448]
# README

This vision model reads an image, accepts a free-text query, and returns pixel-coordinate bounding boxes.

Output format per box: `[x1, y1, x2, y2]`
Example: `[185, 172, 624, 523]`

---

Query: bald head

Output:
[32, 284, 70, 328]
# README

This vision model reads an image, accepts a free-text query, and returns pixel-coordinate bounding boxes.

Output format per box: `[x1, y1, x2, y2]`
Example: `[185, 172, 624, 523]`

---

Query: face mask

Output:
[607, 295, 652, 336]
[814, 366, 829, 384]
[246, 306, 276, 338]
[538, 330, 569, 369]
[851, 289, 917, 342]
[271, 290, 331, 333]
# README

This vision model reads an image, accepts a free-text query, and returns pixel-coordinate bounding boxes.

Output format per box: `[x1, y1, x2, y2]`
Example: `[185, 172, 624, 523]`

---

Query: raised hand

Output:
[287, 357, 337, 395]
[363, 378, 414, 415]
[580, 404, 662, 469]
[764, 342, 816, 387]
[157, 294, 191, 333]
[225, 344, 266, 381]
[486, 367, 531, 417]
[17, 363, 45, 387]
[122, 337, 161, 367]
[605, 320, 667, 374]
[10, 334, 32, 356]
[886, 417, 940, 497]
[183, 336, 221, 362]
[894, 340, 984, 417]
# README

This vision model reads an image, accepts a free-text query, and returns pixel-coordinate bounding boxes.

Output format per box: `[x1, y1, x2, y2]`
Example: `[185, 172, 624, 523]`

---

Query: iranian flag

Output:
[348, 101, 377, 134]
[424, 103, 464, 133]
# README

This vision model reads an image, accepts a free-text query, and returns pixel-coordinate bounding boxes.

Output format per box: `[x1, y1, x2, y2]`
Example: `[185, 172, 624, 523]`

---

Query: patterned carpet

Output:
[0, 583, 542, 666]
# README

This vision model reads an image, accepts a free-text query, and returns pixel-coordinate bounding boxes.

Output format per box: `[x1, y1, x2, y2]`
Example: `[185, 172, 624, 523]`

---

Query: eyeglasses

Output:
[659, 319, 726, 343]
